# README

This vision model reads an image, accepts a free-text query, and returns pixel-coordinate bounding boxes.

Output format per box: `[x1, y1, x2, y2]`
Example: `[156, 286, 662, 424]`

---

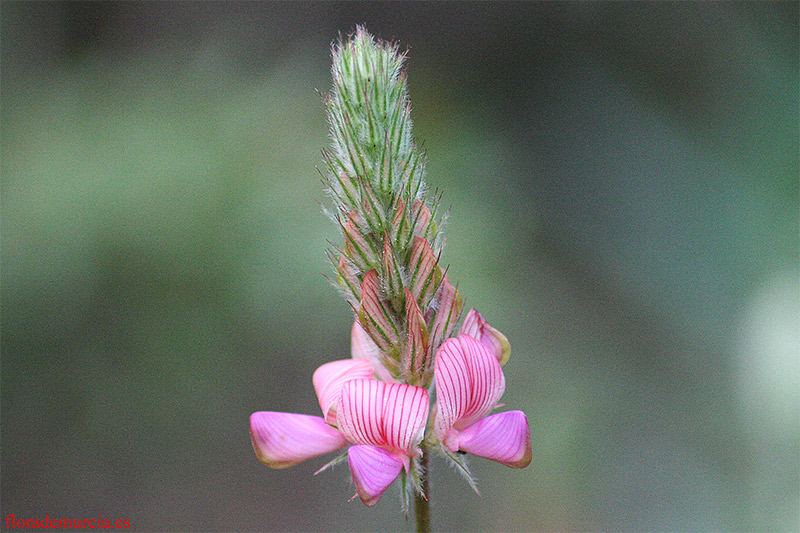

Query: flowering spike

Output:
[327, 26, 417, 197]
[251, 26, 531, 518]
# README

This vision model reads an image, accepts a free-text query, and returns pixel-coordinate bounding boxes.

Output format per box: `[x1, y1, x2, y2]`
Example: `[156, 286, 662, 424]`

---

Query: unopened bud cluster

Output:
[323, 27, 462, 388]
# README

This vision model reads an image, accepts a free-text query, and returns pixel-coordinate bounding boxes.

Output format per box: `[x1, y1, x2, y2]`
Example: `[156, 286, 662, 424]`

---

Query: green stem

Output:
[414, 444, 431, 533]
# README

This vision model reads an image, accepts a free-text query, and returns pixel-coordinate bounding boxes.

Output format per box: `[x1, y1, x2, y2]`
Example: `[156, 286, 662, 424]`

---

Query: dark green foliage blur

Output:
[2, 2, 797, 531]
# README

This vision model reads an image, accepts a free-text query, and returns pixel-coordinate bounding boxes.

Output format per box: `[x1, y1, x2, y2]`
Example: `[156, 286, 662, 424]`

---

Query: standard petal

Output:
[313, 359, 374, 425]
[337, 379, 384, 446]
[433, 335, 505, 445]
[249, 412, 347, 469]
[348, 445, 404, 506]
[337, 379, 428, 456]
[459, 309, 511, 366]
[381, 380, 429, 455]
[456, 411, 532, 468]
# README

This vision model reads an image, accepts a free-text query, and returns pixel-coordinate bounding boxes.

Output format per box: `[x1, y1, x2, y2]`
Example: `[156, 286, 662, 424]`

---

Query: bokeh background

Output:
[2, 2, 798, 531]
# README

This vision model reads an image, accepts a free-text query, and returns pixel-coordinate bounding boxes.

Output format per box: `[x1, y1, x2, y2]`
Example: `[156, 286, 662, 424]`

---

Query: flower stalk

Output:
[414, 443, 431, 533]
[249, 26, 531, 530]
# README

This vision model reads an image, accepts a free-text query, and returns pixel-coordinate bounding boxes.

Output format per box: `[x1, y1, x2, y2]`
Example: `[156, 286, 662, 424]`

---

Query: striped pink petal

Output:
[433, 335, 505, 449]
[347, 445, 405, 506]
[249, 412, 347, 469]
[381, 378, 429, 453]
[456, 411, 532, 468]
[337, 379, 429, 457]
[312, 359, 374, 425]
[459, 309, 511, 366]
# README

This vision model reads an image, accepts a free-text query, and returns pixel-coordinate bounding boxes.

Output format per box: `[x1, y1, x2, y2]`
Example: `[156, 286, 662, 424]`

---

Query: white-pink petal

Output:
[456, 411, 532, 468]
[459, 309, 511, 366]
[347, 445, 405, 506]
[433, 335, 505, 445]
[249, 412, 347, 469]
[337, 379, 429, 457]
[459, 308, 482, 338]
[351, 320, 397, 382]
[313, 359, 374, 425]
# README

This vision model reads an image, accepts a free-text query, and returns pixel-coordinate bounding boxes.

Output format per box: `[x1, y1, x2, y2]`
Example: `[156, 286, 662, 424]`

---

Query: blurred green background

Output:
[2, 2, 798, 531]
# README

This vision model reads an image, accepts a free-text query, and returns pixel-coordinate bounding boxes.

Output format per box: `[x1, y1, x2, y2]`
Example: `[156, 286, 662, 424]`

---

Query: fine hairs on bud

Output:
[326, 27, 416, 195]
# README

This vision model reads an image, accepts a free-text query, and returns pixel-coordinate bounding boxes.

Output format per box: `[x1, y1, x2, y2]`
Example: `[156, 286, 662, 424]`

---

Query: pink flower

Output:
[250, 359, 429, 506]
[433, 334, 531, 469]
[337, 379, 429, 505]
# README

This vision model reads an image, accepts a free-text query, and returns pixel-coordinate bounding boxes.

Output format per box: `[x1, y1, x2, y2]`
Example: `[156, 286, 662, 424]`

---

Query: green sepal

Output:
[342, 210, 379, 271]
[327, 249, 361, 305]
[381, 232, 406, 313]
[408, 237, 441, 310]
[440, 447, 480, 496]
[313, 450, 349, 476]
[358, 270, 400, 351]
[403, 288, 431, 387]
